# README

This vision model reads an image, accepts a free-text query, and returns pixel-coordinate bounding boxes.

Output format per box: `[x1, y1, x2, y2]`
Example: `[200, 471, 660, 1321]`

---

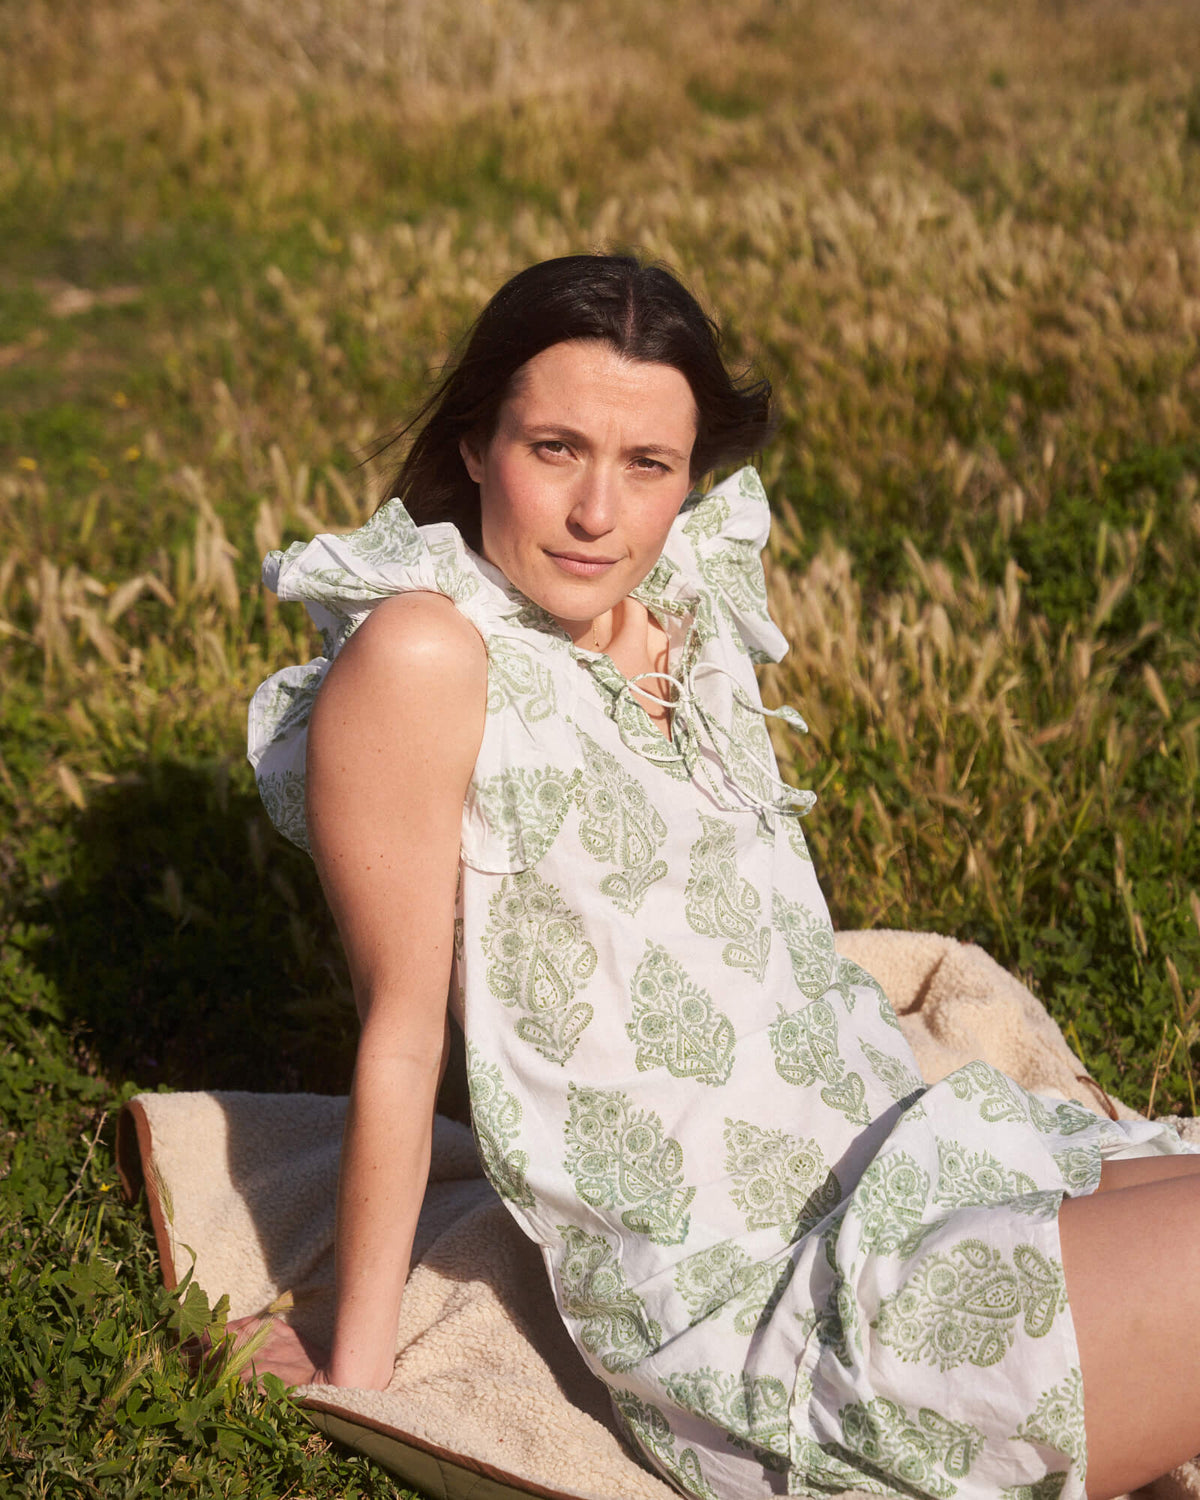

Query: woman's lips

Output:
[546, 551, 620, 577]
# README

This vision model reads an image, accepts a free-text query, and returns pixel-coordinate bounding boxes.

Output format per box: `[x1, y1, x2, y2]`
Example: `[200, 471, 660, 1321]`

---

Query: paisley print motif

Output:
[673, 1241, 796, 1336]
[835, 1396, 987, 1499]
[611, 1392, 719, 1500]
[772, 890, 838, 1000]
[466, 1044, 534, 1208]
[783, 817, 814, 863]
[483, 870, 596, 1064]
[685, 813, 771, 980]
[472, 766, 575, 868]
[586, 651, 696, 781]
[1051, 1148, 1099, 1196]
[945, 1062, 1032, 1124]
[682, 491, 730, 545]
[486, 636, 557, 721]
[335, 496, 424, 567]
[424, 526, 481, 603]
[769, 997, 871, 1125]
[687, 469, 777, 662]
[999, 1477, 1069, 1500]
[574, 729, 668, 913]
[1017, 1370, 1086, 1466]
[936, 1140, 1031, 1200]
[851, 1151, 931, 1256]
[256, 768, 311, 854]
[724, 1119, 840, 1239]
[862, 1040, 925, 1104]
[564, 1084, 695, 1245]
[664, 1368, 791, 1467]
[874, 1240, 1069, 1370]
[557, 1225, 662, 1373]
[1026, 1094, 1099, 1137]
[628, 942, 736, 1085]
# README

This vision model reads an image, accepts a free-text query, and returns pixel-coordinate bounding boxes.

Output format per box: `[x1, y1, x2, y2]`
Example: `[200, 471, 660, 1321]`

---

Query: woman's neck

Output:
[556, 598, 675, 739]
[554, 598, 665, 671]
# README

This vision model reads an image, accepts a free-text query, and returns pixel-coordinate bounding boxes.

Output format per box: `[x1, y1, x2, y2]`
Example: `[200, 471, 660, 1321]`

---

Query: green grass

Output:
[2, 0, 1200, 1493]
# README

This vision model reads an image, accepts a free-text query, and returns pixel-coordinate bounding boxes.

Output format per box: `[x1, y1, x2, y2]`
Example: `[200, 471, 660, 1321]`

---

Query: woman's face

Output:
[460, 339, 698, 637]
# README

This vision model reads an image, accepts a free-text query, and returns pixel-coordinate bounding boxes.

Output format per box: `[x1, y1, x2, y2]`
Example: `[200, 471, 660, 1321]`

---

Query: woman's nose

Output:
[567, 468, 617, 537]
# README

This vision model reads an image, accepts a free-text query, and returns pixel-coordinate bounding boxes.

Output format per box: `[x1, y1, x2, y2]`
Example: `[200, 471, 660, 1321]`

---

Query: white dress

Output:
[248, 468, 1189, 1500]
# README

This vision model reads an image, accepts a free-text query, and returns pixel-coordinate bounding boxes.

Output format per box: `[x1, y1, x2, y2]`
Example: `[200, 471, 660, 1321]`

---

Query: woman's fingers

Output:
[217, 1314, 330, 1388]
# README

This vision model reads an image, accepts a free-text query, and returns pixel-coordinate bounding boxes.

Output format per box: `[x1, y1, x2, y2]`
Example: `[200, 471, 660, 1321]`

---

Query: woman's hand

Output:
[225, 1313, 333, 1389]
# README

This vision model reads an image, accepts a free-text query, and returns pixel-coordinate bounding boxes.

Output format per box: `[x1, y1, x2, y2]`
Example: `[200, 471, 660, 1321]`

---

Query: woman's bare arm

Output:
[242, 591, 486, 1390]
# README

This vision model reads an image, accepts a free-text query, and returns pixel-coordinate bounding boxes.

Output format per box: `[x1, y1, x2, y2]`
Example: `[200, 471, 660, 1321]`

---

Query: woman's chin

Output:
[515, 572, 628, 635]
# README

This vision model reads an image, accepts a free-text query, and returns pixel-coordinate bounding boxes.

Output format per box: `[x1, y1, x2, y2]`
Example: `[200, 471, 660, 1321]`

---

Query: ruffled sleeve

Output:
[671, 467, 788, 665]
[246, 499, 521, 852]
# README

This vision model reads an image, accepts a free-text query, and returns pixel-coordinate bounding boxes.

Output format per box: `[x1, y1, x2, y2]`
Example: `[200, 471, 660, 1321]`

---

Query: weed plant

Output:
[2, 0, 1199, 1494]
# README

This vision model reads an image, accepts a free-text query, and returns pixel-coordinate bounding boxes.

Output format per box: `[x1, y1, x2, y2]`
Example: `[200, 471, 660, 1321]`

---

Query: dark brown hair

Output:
[384, 253, 774, 551]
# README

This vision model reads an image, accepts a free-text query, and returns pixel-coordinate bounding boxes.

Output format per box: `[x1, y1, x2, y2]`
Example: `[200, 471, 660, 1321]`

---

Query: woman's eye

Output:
[632, 456, 668, 473]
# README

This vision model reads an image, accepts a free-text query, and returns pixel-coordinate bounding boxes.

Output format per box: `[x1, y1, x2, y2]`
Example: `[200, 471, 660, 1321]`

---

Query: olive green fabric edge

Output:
[302, 1404, 577, 1500]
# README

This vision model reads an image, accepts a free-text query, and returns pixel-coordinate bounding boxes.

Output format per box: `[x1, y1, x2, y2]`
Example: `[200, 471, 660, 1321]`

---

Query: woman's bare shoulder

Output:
[323, 592, 487, 705]
[345, 591, 486, 675]
[310, 592, 487, 781]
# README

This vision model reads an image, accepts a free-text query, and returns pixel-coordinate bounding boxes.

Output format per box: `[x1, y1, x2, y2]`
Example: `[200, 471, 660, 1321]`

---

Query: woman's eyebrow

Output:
[522, 422, 690, 463]
[632, 442, 691, 462]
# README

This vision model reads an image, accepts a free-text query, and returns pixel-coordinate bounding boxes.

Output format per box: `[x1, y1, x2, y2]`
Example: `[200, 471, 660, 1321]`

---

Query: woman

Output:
[246, 254, 1200, 1500]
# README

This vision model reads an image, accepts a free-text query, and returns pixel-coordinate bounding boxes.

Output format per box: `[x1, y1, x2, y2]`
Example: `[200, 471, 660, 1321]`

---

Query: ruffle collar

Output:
[249, 467, 802, 858]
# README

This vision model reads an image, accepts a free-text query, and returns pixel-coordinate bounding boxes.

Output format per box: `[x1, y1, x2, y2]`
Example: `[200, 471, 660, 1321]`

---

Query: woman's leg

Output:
[1093, 1153, 1200, 1193]
[1059, 1168, 1200, 1499]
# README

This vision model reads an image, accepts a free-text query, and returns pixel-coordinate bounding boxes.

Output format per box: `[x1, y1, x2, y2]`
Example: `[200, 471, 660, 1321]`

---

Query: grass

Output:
[2, 0, 1199, 1492]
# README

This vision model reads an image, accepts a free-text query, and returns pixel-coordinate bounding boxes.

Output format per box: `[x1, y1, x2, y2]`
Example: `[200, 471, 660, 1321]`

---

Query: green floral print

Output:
[565, 1084, 695, 1245]
[611, 1392, 719, 1500]
[664, 1368, 791, 1468]
[874, 1240, 1068, 1370]
[628, 942, 736, 1085]
[862, 1040, 925, 1105]
[999, 1477, 1069, 1500]
[466, 1044, 535, 1208]
[557, 1226, 662, 1373]
[772, 891, 838, 1000]
[337, 498, 424, 568]
[673, 1242, 796, 1336]
[574, 729, 668, 913]
[1016, 1370, 1086, 1466]
[473, 767, 576, 868]
[852, 1152, 931, 1256]
[486, 636, 557, 721]
[724, 1119, 841, 1240]
[836, 1396, 987, 1498]
[769, 997, 871, 1125]
[686, 814, 772, 980]
[256, 769, 310, 854]
[484, 870, 596, 1063]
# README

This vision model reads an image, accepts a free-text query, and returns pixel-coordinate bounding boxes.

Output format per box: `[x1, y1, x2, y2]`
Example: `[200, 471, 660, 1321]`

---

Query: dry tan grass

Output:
[762, 512, 1200, 920]
[3, 0, 1198, 758]
[2, 1, 1197, 748]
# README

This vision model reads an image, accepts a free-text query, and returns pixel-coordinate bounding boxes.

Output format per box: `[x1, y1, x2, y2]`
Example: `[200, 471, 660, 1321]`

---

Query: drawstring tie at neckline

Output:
[616, 659, 817, 817]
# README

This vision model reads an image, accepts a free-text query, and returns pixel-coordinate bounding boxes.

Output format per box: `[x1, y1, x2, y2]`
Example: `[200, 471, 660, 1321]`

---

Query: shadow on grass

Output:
[24, 759, 359, 1095]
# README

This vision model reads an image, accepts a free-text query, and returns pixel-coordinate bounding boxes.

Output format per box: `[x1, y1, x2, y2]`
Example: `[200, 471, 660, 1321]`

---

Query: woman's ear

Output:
[459, 434, 484, 484]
